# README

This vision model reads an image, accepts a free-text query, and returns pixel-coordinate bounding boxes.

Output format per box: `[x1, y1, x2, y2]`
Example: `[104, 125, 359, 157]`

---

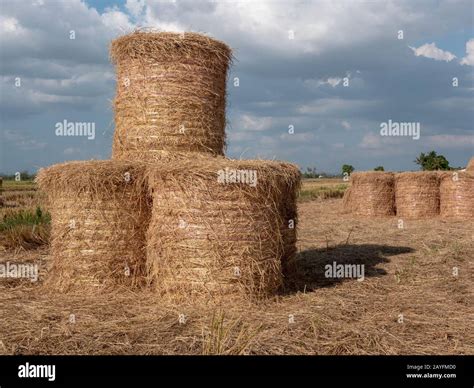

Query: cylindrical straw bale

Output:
[110, 31, 232, 160]
[395, 172, 440, 219]
[440, 171, 474, 218]
[36, 161, 149, 292]
[146, 159, 301, 301]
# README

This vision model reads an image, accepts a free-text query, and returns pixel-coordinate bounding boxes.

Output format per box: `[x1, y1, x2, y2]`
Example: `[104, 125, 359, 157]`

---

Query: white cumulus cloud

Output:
[409, 42, 456, 62]
[460, 38, 474, 66]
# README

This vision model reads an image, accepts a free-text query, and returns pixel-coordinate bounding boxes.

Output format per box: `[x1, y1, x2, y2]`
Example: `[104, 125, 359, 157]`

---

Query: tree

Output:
[342, 164, 354, 175]
[374, 166, 384, 171]
[303, 167, 318, 178]
[415, 151, 450, 171]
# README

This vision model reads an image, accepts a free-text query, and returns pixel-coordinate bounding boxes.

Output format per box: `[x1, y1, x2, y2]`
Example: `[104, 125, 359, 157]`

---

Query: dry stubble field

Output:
[0, 179, 472, 355]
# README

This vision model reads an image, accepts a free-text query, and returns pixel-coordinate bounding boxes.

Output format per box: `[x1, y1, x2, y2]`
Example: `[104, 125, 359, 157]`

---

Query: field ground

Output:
[0, 179, 472, 355]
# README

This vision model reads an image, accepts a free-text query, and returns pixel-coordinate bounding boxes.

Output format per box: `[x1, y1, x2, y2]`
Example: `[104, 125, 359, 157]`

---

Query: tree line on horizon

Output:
[302, 151, 462, 179]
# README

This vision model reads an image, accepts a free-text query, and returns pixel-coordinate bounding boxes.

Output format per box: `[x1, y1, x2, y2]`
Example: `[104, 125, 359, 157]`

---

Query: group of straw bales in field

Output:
[343, 163, 474, 219]
[37, 31, 301, 301]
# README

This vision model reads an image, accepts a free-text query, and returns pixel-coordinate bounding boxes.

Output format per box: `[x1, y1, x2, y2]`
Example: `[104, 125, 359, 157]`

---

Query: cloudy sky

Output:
[1, 0, 473, 174]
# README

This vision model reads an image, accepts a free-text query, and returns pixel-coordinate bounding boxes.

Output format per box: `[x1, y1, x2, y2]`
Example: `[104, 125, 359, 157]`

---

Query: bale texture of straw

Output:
[348, 172, 395, 216]
[36, 161, 150, 292]
[341, 185, 352, 213]
[146, 159, 301, 301]
[395, 172, 440, 219]
[440, 172, 474, 218]
[466, 157, 474, 174]
[110, 31, 232, 160]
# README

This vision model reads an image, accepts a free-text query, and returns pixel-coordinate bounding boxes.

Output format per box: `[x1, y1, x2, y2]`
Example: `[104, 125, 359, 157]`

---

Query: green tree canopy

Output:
[415, 151, 451, 171]
[374, 166, 385, 171]
[342, 164, 354, 175]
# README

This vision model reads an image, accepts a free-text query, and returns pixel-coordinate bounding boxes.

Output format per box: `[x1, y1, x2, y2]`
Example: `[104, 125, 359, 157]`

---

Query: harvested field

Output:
[1, 191, 472, 355]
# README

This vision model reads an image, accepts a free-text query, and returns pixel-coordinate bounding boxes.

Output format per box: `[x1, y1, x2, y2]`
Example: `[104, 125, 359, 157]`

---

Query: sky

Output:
[0, 0, 473, 174]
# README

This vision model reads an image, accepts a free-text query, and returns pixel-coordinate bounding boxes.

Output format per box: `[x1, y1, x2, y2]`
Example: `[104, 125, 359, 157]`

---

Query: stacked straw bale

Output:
[395, 172, 440, 219]
[146, 159, 301, 301]
[110, 32, 232, 161]
[38, 31, 301, 300]
[37, 161, 149, 293]
[346, 172, 395, 216]
[440, 172, 474, 218]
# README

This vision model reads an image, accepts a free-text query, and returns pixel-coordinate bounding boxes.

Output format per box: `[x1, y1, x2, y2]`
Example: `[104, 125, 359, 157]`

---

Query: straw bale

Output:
[146, 159, 301, 301]
[110, 31, 232, 160]
[395, 172, 440, 219]
[466, 157, 474, 174]
[341, 186, 352, 213]
[440, 171, 474, 218]
[348, 172, 395, 216]
[36, 160, 150, 292]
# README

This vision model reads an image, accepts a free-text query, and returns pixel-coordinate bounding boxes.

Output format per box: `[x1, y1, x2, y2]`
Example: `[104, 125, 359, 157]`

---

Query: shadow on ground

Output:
[282, 244, 414, 293]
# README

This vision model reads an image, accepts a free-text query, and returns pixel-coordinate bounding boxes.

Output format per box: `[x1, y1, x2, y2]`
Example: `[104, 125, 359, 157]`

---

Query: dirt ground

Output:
[0, 198, 472, 355]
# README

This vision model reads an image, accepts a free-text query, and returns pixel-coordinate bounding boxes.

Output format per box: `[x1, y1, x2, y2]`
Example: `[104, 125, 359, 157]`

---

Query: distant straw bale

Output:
[440, 171, 474, 218]
[395, 172, 440, 219]
[348, 172, 395, 216]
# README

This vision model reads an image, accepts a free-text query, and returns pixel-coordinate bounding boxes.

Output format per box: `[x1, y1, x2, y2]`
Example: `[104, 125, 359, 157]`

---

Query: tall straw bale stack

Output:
[146, 159, 301, 301]
[36, 161, 150, 293]
[440, 172, 474, 218]
[395, 172, 440, 219]
[110, 31, 232, 160]
[466, 157, 474, 174]
[348, 172, 395, 216]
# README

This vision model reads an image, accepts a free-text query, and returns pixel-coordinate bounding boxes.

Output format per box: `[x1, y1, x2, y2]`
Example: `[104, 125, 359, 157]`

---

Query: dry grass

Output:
[0, 180, 49, 249]
[0, 198, 472, 355]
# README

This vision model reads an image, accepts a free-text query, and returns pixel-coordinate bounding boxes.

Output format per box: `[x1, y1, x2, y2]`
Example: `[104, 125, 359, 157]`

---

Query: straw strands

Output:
[440, 172, 474, 218]
[36, 161, 150, 293]
[346, 172, 395, 216]
[395, 172, 440, 219]
[466, 157, 474, 174]
[145, 159, 301, 301]
[110, 31, 232, 160]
